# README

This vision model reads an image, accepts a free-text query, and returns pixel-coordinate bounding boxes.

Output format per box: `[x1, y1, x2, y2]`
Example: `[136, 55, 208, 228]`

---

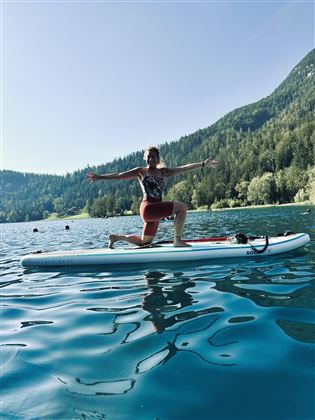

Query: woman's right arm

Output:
[87, 167, 143, 183]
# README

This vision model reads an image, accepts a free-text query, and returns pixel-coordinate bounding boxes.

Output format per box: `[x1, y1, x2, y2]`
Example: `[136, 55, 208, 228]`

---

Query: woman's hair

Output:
[144, 146, 165, 168]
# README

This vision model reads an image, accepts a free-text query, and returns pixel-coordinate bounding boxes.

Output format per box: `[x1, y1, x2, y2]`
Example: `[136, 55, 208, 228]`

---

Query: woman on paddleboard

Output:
[87, 147, 219, 248]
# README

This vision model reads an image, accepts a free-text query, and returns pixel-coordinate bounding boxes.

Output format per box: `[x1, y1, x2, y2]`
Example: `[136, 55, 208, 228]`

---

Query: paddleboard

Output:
[21, 233, 310, 268]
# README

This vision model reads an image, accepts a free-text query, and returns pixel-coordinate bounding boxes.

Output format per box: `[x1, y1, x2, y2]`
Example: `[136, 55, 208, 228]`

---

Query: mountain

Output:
[1, 49, 314, 223]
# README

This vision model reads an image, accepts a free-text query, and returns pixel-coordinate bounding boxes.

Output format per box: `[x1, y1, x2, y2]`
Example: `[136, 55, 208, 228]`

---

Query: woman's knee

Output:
[173, 201, 187, 214]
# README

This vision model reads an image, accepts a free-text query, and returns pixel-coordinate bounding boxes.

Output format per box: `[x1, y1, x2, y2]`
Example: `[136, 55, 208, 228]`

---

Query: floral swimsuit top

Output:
[139, 173, 165, 201]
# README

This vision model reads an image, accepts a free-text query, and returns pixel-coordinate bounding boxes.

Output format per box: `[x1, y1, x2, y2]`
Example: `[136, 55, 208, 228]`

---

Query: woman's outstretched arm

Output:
[164, 157, 219, 177]
[87, 167, 144, 183]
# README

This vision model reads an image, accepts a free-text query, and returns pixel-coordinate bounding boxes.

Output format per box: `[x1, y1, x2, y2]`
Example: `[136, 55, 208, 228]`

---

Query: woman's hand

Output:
[87, 172, 100, 183]
[204, 157, 219, 168]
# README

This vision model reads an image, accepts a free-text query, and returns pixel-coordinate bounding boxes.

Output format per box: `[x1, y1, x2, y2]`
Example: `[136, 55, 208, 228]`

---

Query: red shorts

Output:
[140, 200, 174, 237]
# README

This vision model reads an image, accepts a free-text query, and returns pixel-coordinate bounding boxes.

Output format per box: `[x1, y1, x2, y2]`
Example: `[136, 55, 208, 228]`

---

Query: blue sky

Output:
[1, 0, 314, 175]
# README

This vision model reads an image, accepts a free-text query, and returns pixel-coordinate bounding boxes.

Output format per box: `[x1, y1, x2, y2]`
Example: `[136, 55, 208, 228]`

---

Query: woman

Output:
[87, 147, 219, 248]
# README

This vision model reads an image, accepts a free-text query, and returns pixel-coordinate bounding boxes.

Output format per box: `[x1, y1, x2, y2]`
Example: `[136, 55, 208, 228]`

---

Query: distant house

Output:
[67, 207, 78, 215]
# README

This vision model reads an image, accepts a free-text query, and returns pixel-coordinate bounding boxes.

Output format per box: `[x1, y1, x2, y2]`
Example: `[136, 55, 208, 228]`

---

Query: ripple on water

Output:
[1, 212, 314, 419]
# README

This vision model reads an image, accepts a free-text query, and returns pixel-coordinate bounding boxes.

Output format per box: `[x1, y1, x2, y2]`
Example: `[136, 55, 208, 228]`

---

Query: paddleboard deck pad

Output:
[21, 233, 310, 268]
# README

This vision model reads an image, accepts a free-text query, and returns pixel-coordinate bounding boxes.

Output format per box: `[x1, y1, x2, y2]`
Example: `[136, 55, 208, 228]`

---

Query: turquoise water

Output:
[1, 206, 315, 419]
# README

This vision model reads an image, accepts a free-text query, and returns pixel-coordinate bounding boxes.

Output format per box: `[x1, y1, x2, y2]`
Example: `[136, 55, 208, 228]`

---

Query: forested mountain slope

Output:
[1, 49, 314, 222]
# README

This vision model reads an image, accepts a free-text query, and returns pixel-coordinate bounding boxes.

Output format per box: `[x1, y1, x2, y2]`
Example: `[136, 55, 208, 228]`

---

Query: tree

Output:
[131, 196, 142, 215]
[295, 166, 315, 203]
[247, 173, 276, 205]
[0, 211, 7, 223]
[43, 210, 50, 219]
[53, 197, 65, 215]
[166, 181, 192, 207]
[235, 181, 250, 203]
[90, 197, 109, 218]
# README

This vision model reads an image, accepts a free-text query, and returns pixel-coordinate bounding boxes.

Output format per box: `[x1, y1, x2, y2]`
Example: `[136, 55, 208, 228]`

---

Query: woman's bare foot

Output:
[173, 238, 191, 247]
[108, 234, 118, 248]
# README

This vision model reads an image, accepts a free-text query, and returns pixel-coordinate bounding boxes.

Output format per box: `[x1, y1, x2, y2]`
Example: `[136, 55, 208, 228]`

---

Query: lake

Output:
[1, 205, 314, 419]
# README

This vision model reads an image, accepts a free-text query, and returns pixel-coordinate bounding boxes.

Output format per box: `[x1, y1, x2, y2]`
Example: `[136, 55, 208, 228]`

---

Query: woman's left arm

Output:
[164, 157, 219, 177]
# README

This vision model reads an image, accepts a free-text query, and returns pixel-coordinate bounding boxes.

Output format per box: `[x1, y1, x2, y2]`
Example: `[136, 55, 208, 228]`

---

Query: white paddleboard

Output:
[21, 233, 310, 268]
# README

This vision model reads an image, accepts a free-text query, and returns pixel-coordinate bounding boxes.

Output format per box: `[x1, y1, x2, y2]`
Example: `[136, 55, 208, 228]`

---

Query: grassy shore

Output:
[46, 212, 90, 221]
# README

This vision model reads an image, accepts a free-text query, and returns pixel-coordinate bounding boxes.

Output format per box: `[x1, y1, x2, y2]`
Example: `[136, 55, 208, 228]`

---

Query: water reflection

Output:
[69, 269, 240, 396]
[209, 258, 314, 343]
[64, 377, 136, 396]
[142, 271, 195, 332]
[67, 256, 314, 399]
[276, 319, 315, 343]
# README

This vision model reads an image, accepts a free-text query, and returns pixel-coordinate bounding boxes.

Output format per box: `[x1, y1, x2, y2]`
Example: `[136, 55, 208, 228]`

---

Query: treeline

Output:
[1, 49, 314, 223]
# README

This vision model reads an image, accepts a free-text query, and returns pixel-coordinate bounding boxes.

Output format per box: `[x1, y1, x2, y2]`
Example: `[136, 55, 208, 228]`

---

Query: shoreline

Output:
[44, 202, 314, 221]
[209, 202, 313, 212]
[1, 202, 312, 224]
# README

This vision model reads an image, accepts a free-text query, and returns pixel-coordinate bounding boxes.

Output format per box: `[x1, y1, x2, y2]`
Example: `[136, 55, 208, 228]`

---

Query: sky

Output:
[1, 0, 314, 175]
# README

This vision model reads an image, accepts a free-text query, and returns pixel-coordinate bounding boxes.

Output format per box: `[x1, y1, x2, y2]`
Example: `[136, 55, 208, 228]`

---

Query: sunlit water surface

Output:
[1, 206, 315, 419]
